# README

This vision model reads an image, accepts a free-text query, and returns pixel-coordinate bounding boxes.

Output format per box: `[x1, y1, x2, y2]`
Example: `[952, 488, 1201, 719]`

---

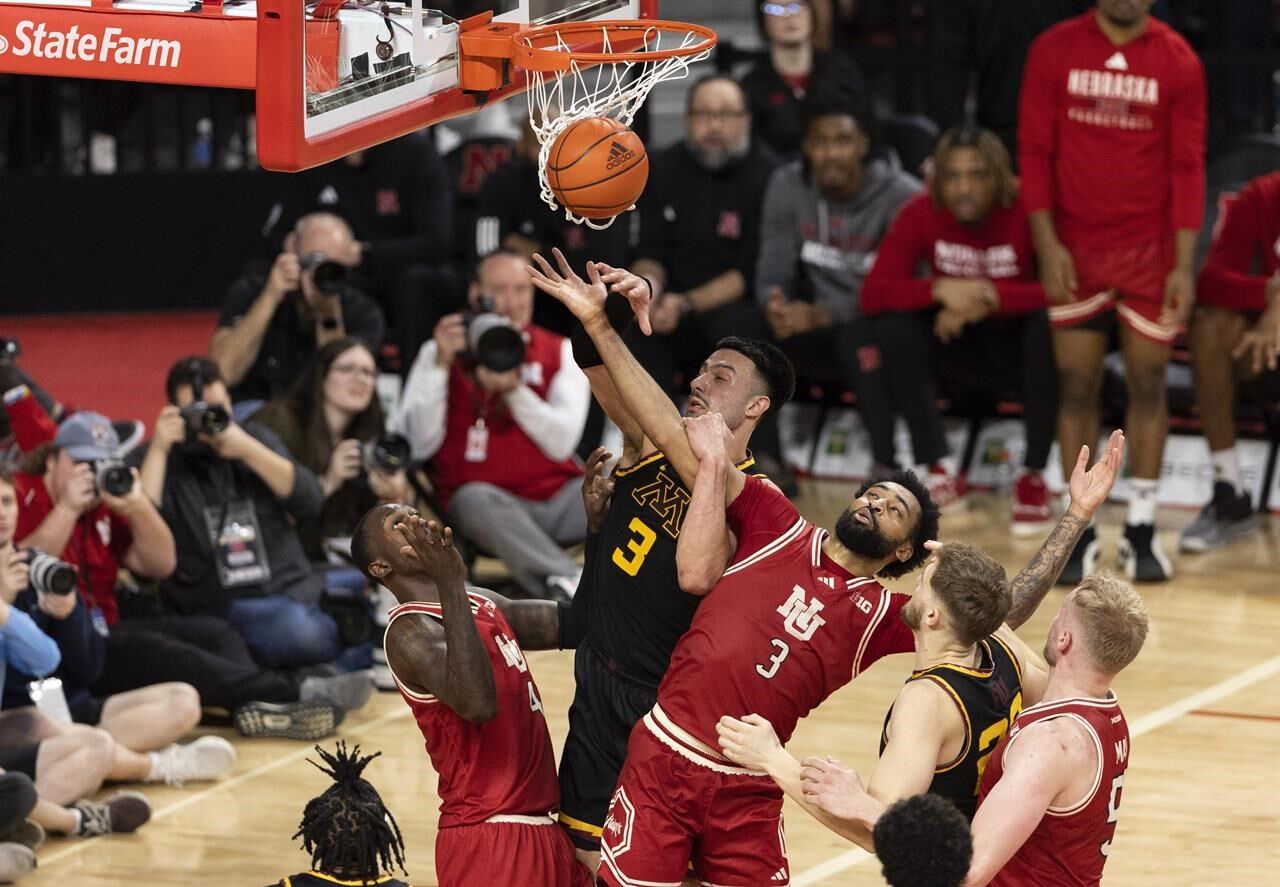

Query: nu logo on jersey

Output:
[606, 140, 636, 170]
[1114, 737, 1129, 765]
[0, 21, 182, 68]
[777, 585, 827, 642]
[494, 633, 528, 673]
[631, 469, 688, 537]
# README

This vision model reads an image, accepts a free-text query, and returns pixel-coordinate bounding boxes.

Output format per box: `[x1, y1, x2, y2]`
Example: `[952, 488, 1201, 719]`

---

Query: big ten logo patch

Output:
[630, 467, 689, 538]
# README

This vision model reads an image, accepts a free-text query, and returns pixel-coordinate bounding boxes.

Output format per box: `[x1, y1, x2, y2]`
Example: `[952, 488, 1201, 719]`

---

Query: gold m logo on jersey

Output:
[631, 470, 689, 537]
[777, 585, 827, 642]
[495, 633, 528, 673]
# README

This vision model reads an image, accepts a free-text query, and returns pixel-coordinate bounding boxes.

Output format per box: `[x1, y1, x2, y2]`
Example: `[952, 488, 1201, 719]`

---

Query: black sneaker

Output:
[72, 791, 152, 836]
[1118, 523, 1173, 582]
[233, 699, 343, 740]
[1056, 525, 1100, 586]
[1179, 482, 1259, 553]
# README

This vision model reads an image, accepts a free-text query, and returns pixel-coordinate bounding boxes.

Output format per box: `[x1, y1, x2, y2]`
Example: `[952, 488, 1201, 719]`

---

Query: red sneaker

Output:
[1012, 472, 1054, 537]
[925, 466, 968, 512]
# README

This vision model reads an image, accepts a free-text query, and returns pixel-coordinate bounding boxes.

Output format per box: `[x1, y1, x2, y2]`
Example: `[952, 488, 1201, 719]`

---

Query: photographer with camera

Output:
[252, 337, 411, 562]
[392, 249, 591, 600]
[140, 357, 374, 677]
[211, 212, 386, 414]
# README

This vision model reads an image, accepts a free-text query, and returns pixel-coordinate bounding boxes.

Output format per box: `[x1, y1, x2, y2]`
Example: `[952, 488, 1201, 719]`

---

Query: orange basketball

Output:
[545, 117, 649, 220]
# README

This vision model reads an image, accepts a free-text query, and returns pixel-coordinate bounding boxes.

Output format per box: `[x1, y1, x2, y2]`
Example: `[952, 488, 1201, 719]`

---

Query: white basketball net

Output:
[523, 25, 713, 229]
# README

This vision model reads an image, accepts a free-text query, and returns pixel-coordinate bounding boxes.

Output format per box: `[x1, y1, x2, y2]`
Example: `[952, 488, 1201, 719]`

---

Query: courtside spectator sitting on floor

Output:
[140, 357, 373, 673]
[392, 250, 590, 600]
[862, 127, 1058, 526]
[213, 213, 386, 414]
[1180, 170, 1280, 553]
[253, 337, 411, 563]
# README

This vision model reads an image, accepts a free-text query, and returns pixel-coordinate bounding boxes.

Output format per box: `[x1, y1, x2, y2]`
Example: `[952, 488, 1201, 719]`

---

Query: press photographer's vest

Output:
[431, 324, 582, 509]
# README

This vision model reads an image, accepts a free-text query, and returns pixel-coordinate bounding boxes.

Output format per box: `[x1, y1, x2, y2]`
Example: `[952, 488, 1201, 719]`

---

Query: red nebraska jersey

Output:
[654, 476, 914, 751]
[862, 192, 1045, 316]
[1018, 12, 1205, 251]
[1198, 171, 1280, 313]
[979, 693, 1131, 887]
[386, 594, 560, 829]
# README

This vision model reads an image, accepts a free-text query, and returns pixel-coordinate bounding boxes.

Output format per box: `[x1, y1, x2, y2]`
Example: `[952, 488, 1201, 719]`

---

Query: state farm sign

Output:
[0, 21, 181, 68]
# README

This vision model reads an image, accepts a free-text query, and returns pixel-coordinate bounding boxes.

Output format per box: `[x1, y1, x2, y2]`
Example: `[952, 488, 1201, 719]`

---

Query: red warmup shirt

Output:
[655, 476, 914, 751]
[386, 594, 560, 828]
[14, 473, 132, 624]
[1197, 171, 1280, 313]
[979, 694, 1130, 886]
[861, 192, 1046, 316]
[1018, 12, 1205, 251]
[430, 325, 583, 510]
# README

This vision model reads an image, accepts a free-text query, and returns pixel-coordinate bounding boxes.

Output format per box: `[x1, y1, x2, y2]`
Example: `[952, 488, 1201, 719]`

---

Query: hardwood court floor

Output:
[21, 482, 1280, 886]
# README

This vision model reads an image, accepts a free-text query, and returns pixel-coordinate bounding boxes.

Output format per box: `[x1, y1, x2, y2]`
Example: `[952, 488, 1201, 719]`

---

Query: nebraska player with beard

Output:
[1020, 0, 1205, 583]
[525, 247, 940, 887]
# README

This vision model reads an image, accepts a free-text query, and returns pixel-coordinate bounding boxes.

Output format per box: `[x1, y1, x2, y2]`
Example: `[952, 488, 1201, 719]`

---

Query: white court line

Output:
[791, 653, 1280, 886]
[37, 705, 413, 867]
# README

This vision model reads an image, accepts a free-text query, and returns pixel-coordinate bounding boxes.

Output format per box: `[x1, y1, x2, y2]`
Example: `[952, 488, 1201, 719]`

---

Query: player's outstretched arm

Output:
[963, 720, 1087, 887]
[1005, 430, 1125, 630]
[527, 250, 702, 488]
[390, 518, 497, 722]
[677, 413, 747, 595]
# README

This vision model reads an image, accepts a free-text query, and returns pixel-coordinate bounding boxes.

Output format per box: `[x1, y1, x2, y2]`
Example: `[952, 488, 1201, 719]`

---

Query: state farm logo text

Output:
[0, 21, 181, 68]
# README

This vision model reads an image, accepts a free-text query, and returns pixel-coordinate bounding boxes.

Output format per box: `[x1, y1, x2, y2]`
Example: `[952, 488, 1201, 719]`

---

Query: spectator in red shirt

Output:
[863, 128, 1057, 535]
[1019, 0, 1206, 583]
[1179, 171, 1280, 553]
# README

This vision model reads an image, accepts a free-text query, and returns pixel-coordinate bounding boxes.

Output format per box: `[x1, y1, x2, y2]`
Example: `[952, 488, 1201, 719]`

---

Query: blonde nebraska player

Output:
[526, 250, 940, 886]
[349, 507, 591, 887]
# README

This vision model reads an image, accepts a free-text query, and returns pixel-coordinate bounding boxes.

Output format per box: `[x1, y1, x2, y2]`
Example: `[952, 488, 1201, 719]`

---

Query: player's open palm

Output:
[398, 517, 467, 586]
[527, 248, 609, 328]
[683, 412, 732, 463]
[1067, 428, 1125, 519]
[799, 756, 869, 822]
[716, 714, 782, 771]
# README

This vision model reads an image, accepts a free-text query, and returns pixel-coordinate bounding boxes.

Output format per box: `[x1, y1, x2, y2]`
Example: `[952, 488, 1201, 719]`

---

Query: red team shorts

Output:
[600, 715, 790, 887]
[434, 816, 593, 886]
[1050, 238, 1180, 344]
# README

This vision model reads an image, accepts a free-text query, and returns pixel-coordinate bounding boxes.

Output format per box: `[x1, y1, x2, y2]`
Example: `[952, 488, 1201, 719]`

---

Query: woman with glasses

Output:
[741, 0, 868, 158]
[254, 337, 410, 562]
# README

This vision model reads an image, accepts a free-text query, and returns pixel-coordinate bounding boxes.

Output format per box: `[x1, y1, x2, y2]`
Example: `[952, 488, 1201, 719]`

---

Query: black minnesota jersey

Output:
[267, 872, 410, 887]
[586, 451, 759, 685]
[879, 635, 1023, 819]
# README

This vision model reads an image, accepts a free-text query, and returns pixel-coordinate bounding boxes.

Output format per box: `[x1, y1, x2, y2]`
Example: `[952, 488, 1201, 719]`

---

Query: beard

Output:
[899, 598, 921, 631]
[688, 134, 751, 172]
[835, 507, 898, 561]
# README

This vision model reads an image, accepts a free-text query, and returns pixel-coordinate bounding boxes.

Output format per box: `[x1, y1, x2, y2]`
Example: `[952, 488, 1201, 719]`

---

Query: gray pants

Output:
[450, 478, 586, 595]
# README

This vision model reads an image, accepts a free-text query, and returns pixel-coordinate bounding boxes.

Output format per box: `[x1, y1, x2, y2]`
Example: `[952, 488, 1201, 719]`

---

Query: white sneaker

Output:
[148, 735, 237, 786]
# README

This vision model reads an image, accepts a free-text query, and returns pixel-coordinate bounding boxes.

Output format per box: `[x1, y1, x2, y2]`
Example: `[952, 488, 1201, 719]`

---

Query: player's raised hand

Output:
[526, 248, 608, 327]
[1066, 428, 1125, 520]
[683, 412, 733, 464]
[398, 516, 467, 586]
[582, 447, 615, 533]
[799, 756, 873, 823]
[716, 714, 784, 772]
[592, 261, 655, 337]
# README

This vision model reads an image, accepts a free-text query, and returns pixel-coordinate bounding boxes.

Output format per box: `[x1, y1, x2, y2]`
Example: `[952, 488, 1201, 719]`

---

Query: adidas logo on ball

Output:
[606, 140, 636, 170]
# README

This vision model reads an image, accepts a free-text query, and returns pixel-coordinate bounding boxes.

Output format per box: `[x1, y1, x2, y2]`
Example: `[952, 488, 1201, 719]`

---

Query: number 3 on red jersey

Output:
[755, 586, 829, 679]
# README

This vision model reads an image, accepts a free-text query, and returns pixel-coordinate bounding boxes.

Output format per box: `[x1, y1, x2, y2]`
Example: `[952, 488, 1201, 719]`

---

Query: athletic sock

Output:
[1127, 478, 1159, 526]
[1211, 448, 1243, 495]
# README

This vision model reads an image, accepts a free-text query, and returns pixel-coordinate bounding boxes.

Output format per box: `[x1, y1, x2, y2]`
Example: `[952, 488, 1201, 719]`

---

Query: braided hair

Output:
[293, 742, 407, 884]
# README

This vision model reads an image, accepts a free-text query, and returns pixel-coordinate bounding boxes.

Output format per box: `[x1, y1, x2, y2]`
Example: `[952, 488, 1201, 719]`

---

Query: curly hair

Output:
[293, 742, 407, 885]
[873, 793, 972, 887]
[856, 469, 940, 580]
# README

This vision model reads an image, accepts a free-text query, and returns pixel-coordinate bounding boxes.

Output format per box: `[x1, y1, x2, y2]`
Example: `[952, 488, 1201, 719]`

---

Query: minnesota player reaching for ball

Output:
[797, 570, 1147, 887]
[527, 250, 940, 886]
[348, 506, 591, 887]
[715, 431, 1126, 846]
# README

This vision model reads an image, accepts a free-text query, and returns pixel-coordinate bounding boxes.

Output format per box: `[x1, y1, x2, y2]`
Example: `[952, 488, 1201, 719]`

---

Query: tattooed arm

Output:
[1006, 430, 1125, 630]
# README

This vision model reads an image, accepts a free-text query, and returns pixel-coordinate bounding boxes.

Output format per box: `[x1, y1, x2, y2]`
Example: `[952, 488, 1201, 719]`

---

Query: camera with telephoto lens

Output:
[364, 432, 411, 474]
[180, 401, 230, 437]
[464, 296, 526, 373]
[88, 459, 133, 497]
[25, 549, 77, 596]
[298, 251, 348, 295]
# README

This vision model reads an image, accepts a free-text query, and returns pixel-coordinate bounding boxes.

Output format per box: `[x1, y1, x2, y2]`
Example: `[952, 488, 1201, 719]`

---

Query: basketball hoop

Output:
[515, 19, 717, 228]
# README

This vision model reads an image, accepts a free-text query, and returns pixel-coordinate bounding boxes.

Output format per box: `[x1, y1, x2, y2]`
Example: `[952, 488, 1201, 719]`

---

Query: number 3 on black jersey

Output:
[612, 517, 657, 577]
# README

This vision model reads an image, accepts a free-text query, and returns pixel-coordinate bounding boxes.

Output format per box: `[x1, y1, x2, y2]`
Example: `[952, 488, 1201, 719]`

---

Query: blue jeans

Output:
[227, 596, 342, 670]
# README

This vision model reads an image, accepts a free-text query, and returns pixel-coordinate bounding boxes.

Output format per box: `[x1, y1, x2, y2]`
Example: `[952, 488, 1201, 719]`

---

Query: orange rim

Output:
[513, 19, 718, 73]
